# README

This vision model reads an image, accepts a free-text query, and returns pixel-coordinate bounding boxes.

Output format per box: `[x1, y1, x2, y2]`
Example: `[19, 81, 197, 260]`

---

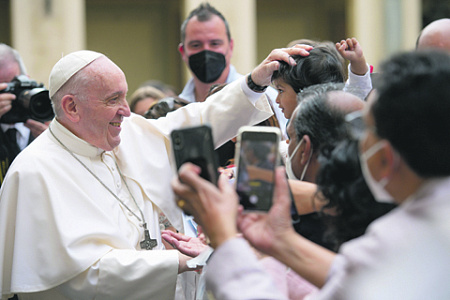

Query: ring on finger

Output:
[177, 199, 185, 208]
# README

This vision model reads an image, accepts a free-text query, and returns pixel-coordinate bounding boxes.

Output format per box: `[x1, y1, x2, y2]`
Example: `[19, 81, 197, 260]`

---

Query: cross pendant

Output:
[140, 228, 157, 250]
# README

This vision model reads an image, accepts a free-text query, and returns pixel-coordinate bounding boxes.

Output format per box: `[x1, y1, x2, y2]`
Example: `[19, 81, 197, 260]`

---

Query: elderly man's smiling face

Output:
[73, 57, 130, 151]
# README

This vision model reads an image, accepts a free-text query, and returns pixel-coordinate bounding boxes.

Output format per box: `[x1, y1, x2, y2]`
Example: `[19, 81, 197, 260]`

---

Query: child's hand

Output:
[336, 37, 368, 75]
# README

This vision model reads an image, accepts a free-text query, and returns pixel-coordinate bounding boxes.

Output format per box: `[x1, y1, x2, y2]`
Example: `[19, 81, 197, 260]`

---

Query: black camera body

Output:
[0, 75, 54, 124]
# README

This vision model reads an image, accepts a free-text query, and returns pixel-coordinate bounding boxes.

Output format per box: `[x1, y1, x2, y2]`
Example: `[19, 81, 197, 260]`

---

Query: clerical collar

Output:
[50, 119, 105, 158]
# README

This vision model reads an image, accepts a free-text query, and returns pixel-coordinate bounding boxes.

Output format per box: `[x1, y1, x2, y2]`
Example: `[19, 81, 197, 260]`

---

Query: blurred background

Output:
[0, 0, 448, 98]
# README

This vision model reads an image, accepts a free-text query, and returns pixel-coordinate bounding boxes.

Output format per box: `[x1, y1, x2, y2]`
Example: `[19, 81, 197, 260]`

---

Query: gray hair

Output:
[0, 43, 28, 75]
[52, 61, 97, 118]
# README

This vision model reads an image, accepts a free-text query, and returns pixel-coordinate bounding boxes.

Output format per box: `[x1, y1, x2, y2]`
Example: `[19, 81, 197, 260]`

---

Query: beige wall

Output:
[347, 0, 421, 70]
[11, 0, 85, 87]
[86, 0, 182, 96]
[2, 0, 423, 95]
[256, 0, 346, 62]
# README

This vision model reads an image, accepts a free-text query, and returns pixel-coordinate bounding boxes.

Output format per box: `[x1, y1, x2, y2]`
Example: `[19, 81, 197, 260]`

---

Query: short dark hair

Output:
[272, 46, 345, 93]
[292, 83, 348, 153]
[372, 50, 450, 177]
[180, 2, 231, 43]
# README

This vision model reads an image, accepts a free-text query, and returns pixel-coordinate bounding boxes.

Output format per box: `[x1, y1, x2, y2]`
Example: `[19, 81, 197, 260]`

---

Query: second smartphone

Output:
[234, 126, 281, 212]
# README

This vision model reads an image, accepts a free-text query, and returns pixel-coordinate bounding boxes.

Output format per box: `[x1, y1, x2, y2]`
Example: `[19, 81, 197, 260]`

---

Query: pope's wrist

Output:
[247, 73, 268, 93]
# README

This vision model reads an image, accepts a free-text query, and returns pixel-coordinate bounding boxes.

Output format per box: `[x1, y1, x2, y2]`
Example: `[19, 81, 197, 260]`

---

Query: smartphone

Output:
[234, 126, 281, 212]
[171, 125, 220, 185]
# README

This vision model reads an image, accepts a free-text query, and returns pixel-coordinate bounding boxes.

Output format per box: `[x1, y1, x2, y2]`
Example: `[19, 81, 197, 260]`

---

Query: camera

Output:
[0, 75, 54, 124]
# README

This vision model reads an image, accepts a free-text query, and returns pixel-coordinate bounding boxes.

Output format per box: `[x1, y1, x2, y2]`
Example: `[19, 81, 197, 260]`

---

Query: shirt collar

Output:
[1, 122, 29, 137]
[49, 119, 105, 158]
[403, 177, 450, 206]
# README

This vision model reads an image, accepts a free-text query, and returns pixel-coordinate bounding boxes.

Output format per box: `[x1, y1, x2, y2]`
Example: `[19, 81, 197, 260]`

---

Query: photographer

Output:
[0, 43, 50, 186]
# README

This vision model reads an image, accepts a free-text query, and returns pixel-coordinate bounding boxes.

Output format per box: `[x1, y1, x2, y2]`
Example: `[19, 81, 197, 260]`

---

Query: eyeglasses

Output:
[345, 110, 368, 140]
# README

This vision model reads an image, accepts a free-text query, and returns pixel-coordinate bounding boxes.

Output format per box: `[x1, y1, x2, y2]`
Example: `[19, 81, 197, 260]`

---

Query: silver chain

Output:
[49, 126, 146, 226]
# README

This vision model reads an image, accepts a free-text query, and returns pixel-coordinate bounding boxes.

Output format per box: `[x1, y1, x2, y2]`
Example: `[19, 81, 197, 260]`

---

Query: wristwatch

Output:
[247, 73, 268, 93]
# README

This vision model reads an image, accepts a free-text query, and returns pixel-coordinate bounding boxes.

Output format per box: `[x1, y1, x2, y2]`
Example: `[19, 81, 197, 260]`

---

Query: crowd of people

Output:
[0, 2, 449, 299]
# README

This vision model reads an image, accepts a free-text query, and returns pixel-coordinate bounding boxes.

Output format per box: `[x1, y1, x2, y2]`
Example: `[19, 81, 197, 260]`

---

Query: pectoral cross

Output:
[140, 224, 157, 250]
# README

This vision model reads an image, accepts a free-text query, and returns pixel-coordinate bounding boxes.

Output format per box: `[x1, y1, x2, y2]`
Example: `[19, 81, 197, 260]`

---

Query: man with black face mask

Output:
[178, 3, 288, 137]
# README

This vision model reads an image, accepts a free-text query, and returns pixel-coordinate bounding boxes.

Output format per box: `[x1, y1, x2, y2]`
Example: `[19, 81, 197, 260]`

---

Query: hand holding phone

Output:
[234, 126, 281, 212]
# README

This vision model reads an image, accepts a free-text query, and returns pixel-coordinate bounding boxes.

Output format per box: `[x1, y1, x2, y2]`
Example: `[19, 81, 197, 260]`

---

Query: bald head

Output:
[292, 89, 365, 155]
[416, 18, 450, 52]
[326, 90, 365, 114]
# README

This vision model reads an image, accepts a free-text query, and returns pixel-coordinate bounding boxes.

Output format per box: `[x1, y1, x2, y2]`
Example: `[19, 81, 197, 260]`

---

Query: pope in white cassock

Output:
[0, 46, 311, 299]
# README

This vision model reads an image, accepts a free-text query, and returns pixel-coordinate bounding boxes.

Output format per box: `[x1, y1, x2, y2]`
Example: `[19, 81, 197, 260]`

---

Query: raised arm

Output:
[335, 37, 368, 75]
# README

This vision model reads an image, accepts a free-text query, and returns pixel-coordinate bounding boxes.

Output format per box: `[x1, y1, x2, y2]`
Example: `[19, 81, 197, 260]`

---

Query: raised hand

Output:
[336, 37, 368, 75]
[250, 44, 313, 87]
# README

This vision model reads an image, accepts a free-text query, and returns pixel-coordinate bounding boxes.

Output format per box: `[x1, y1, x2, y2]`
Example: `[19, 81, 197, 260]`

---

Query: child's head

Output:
[272, 45, 345, 119]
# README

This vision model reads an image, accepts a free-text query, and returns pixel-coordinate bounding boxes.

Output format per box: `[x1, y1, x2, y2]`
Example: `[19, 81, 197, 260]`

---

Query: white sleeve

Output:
[343, 63, 372, 101]
[206, 237, 287, 300]
[152, 77, 273, 148]
[49, 249, 180, 300]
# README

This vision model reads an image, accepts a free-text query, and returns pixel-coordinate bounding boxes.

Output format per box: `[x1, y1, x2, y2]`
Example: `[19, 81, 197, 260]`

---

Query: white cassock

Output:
[0, 78, 273, 300]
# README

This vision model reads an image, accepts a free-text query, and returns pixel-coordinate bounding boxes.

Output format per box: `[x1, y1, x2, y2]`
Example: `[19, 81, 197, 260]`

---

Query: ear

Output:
[378, 142, 399, 178]
[178, 43, 185, 56]
[178, 43, 189, 64]
[300, 135, 313, 165]
[229, 38, 234, 53]
[61, 95, 80, 123]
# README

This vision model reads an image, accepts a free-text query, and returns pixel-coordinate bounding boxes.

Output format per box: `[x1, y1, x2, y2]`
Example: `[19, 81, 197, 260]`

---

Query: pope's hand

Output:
[250, 44, 313, 87]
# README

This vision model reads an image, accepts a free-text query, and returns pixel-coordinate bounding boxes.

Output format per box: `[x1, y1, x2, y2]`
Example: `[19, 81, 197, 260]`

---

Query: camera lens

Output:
[29, 89, 54, 120]
[18, 88, 54, 121]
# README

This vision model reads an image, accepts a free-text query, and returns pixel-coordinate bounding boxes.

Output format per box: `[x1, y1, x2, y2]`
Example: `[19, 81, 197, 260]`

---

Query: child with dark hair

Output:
[272, 38, 371, 120]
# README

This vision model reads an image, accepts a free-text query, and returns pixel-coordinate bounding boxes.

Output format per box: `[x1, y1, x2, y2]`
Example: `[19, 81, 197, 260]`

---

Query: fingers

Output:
[0, 91, 15, 118]
[0, 83, 9, 91]
[237, 211, 264, 232]
[177, 162, 203, 187]
[288, 44, 314, 55]
[349, 37, 359, 46]
[251, 45, 313, 86]
[161, 232, 180, 248]
[272, 166, 291, 210]
[172, 162, 218, 218]
[337, 37, 358, 51]
[0, 103, 12, 118]
[346, 38, 355, 50]
[266, 46, 311, 65]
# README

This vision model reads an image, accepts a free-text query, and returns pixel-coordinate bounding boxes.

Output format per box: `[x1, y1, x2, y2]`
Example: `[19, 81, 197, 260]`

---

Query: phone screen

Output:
[235, 129, 279, 211]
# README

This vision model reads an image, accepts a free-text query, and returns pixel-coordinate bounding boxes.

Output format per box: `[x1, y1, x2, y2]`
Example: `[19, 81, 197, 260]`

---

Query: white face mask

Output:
[359, 140, 396, 203]
[285, 139, 312, 181]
